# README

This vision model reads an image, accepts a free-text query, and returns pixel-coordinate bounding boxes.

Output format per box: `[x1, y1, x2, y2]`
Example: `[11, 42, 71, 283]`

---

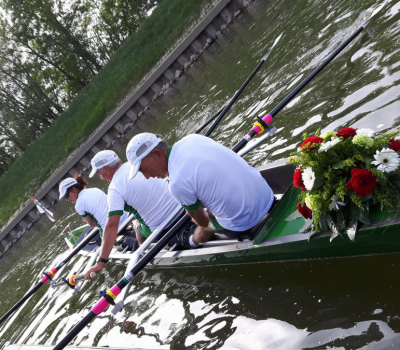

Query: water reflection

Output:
[2, 0, 400, 348]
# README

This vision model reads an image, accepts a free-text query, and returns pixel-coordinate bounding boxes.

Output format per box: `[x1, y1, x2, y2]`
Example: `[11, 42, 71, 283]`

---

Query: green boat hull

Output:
[148, 167, 400, 268]
[66, 225, 87, 246]
[65, 162, 400, 268]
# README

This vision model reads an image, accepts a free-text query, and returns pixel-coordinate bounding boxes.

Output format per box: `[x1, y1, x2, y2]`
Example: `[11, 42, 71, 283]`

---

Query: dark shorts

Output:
[208, 213, 253, 238]
[208, 197, 278, 239]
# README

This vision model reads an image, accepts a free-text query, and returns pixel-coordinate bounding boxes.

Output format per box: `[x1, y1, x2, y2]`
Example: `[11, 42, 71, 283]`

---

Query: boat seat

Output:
[202, 237, 247, 247]
[74, 227, 102, 252]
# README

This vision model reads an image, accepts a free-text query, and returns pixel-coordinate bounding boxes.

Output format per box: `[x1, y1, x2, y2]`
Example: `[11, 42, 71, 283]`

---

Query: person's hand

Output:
[85, 262, 105, 280]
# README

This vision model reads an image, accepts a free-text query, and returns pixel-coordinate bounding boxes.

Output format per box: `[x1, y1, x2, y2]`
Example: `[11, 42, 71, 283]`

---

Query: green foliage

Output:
[288, 128, 400, 240]
[0, 0, 159, 170]
[0, 0, 212, 226]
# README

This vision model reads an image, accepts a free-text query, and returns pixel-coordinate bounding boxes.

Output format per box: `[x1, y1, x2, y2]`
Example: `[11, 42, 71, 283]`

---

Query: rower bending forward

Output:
[84, 150, 180, 279]
[58, 174, 129, 234]
[126, 133, 275, 248]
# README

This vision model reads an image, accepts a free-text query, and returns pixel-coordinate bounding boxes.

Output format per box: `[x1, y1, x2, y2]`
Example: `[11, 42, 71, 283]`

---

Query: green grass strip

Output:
[0, 0, 213, 226]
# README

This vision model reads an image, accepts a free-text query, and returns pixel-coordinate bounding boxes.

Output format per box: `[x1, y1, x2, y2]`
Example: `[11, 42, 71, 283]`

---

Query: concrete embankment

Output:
[0, 0, 251, 258]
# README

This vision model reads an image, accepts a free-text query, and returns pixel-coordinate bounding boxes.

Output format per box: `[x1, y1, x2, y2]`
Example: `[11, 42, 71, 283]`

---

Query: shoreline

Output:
[0, 0, 252, 259]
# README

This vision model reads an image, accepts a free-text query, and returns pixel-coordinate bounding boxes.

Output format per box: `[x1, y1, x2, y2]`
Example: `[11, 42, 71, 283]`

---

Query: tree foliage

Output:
[0, 0, 159, 175]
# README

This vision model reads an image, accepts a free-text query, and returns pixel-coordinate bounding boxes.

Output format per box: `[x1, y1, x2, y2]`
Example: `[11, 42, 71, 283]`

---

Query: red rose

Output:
[297, 201, 312, 219]
[346, 168, 377, 198]
[293, 168, 306, 191]
[300, 136, 324, 150]
[337, 127, 357, 139]
[389, 137, 400, 152]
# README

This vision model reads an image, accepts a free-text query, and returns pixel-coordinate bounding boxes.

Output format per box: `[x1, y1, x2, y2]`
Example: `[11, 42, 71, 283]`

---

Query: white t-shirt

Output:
[168, 134, 274, 231]
[75, 188, 128, 232]
[107, 163, 178, 233]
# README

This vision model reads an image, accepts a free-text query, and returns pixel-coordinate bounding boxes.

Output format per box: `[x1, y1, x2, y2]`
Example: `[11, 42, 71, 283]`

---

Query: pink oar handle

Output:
[92, 285, 122, 315]
[41, 268, 58, 284]
[251, 114, 273, 134]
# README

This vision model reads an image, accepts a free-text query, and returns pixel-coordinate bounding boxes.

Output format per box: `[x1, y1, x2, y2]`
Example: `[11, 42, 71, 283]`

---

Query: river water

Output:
[1, 0, 400, 349]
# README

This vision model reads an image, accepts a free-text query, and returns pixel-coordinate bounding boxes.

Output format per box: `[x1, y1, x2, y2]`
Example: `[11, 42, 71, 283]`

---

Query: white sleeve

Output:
[107, 187, 125, 215]
[75, 200, 87, 216]
[169, 169, 200, 210]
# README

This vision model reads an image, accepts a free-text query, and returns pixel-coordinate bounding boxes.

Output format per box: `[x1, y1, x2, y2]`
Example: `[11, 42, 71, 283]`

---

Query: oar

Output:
[111, 205, 184, 314]
[51, 251, 100, 293]
[0, 227, 99, 325]
[232, 3, 386, 153]
[0, 214, 133, 325]
[52, 6, 386, 346]
[194, 33, 282, 135]
[26, 193, 71, 234]
[204, 33, 282, 138]
[53, 213, 192, 350]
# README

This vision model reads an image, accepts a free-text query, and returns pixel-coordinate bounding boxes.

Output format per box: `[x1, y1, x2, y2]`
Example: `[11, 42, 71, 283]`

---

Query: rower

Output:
[126, 133, 275, 248]
[84, 150, 182, 279]
[58, 174, 130, 236]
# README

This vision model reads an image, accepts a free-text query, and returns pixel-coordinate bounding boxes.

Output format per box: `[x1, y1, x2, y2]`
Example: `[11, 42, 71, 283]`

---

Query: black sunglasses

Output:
[65, 187, 72, 199]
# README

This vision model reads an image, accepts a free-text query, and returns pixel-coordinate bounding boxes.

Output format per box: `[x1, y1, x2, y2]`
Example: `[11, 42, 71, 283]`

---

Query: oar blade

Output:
[262, 32, 283, 61]
[363, 1, 387, 28]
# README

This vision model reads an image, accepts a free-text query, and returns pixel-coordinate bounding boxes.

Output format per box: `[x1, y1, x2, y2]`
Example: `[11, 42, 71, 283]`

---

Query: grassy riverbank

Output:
[0, 0, 213, 227]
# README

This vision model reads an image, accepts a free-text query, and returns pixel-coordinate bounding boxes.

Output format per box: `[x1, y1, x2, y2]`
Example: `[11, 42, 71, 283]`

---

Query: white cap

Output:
[89, 150, 120, 178]
[59, 178, 78, 199]
[126, 133, 162, 179]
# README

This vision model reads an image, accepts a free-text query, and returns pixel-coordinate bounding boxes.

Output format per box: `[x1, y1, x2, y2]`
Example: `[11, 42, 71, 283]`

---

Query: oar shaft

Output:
[270, 26, 364, 118]
[59, 228, 100, 266]
[195, 106, 224, 134]
[203, 33, 282, 138]
[53, 215, 191, 349]
[27, 194, 70, 234]
[53, 312, 97, 350]
[205, 58, 266, 138]
[196, 36, 279, 136]
[232, 23, 367, 153]
[0, 282, 43, 325]
[0, 227, 100, 325]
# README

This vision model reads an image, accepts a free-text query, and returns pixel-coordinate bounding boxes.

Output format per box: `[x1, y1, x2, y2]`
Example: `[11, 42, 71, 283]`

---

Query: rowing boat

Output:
[47, 4, 399, 345]
[63, 159, 400, 270]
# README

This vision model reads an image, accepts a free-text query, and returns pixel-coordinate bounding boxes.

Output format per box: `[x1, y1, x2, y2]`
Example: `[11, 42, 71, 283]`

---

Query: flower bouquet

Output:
[287, 127, 400, 241]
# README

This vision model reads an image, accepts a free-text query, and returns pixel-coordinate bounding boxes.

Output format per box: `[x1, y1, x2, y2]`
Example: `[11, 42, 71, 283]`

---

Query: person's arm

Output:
[85, 214, 120, 279]
[131, 221, 147, 244]
[136, 231, 146, 244]
[186, 204, 209, 227]
[82, 215, 97, 228]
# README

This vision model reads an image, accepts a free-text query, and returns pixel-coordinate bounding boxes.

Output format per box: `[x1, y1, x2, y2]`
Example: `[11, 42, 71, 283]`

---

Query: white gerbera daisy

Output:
[356, 128, 375, 137]
[328, 195, 346, 211]
[302, 167, 316, 190]
[318, 138, 341, 153]
[371, 148, 400, 173]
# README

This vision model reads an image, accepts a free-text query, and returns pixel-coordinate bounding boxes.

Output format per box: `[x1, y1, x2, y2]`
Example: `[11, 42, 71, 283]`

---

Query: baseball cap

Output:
[89, 150, 120, 178]
[59, 178, 78, 199]
[126, 133, 162, 179]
